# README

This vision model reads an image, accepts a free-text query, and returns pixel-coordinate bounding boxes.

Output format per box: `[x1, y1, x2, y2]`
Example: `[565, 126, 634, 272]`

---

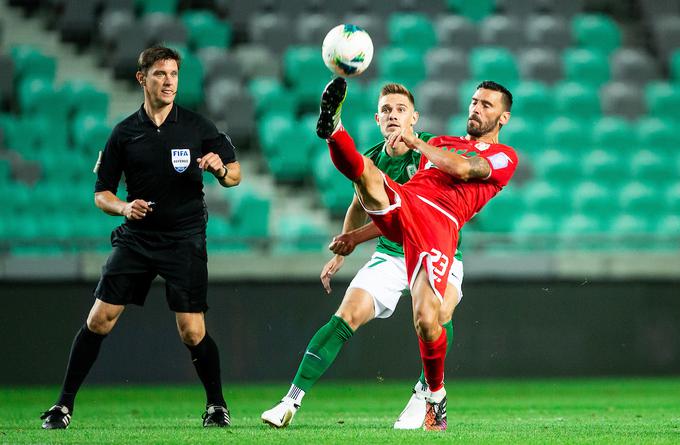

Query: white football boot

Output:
[393, 381, 430, 429]
[261, 400, 299, 428]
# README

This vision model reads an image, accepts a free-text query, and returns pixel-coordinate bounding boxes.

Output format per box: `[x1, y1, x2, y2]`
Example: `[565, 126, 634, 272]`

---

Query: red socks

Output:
[418, 328, 447, 392]
[327, 127, 365, 181]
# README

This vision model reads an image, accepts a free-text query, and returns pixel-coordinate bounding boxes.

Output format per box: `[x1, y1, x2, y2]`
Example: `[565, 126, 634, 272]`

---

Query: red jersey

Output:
[405, 136, 518, 229]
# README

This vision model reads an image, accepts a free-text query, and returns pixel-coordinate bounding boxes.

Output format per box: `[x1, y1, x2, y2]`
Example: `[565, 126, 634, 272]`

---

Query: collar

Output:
[137, 103, 178, 126]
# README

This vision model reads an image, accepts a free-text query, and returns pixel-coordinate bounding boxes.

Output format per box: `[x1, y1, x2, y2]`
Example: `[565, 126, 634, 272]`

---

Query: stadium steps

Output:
[0, 1, 139, 122]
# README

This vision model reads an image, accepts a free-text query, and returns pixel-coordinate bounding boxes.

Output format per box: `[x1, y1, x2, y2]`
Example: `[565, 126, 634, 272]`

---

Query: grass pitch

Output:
[2, 378, 679, 444]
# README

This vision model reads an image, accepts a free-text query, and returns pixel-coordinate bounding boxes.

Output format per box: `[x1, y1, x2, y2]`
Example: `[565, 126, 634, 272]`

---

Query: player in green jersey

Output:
[261, 83, 463, 430]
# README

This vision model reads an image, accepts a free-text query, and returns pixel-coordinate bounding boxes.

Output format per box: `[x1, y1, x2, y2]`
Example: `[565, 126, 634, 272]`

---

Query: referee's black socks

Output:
[186, 333, 226, 408]
[57, 324, 107, 412]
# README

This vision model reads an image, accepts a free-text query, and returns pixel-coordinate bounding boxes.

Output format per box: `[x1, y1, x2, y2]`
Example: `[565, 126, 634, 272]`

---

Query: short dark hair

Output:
[476, 80, 513, 111]
[137, 46, 181, 74]
[380, 83, 415, 108]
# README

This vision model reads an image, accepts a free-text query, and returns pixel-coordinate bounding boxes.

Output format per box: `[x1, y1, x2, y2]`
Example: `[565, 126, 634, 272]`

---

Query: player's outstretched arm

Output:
[388, 130, 491, 181]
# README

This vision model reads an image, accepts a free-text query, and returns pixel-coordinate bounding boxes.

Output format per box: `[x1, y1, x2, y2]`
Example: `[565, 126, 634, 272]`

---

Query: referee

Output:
[41, 46, 241, 429]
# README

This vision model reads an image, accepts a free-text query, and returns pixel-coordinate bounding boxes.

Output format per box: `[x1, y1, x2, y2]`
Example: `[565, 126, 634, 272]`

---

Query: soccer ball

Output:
[321, 24, 374, 77]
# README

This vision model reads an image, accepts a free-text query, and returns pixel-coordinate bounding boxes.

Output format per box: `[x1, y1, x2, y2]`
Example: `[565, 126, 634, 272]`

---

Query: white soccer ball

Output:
[321, 24, 374, 77]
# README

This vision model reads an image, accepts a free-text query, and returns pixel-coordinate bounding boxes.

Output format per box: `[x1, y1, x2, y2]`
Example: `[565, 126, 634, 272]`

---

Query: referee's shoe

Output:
[202, 404, 230, 427]
[41, 405, 71, 429]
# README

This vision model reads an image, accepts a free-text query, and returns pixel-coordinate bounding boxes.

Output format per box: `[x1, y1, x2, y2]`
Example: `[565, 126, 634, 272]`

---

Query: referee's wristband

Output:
[217, 165, 228, 180]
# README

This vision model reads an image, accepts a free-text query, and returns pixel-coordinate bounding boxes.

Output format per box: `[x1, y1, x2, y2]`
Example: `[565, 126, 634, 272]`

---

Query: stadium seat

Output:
[652, 17, 680, 62]
[377, 46, 426, 89]
[559, 212, 604, 250]
[525, 15, 571, 50]
[481, 15, 523, 49]
[274, 215, 329, 253]
[571, 181, 617, 217]
[536, 0, 583, 16]
[501, 116, 543, 155]
[629, 149, 674, 186]
[522, 180, 569, 217]
[417, 80, 459, 119]
[181, 11, 231, 50]
[554, 82, 600, 120]
[581, 149, 626, 186]
[610, 48, 659, 85]
[645, 82, 680, 119]
[475, 185, 521, 232]
[233, 44, 280, 79]
[434, 15, 478, 51]
[533, 148, 581, 185]
[283, 45, 334, 109]
[425, 47, 469, 84]
[590, 116, 634, 153]
[61, 81, 109, 119]
[72, 114, 111, 153]
[563, 48, 610, 86]
[635, 117, 678, 151]
[671, 49, 680, 83]
[600, 81, 646, 120]
[469, 47, 519, 89]
[657, 214, 680, 237]
[509, 81, 552, 123]
[387, 13, 437, 50]
[136, 0, 179, 15]
[544, 117, 590, 153]
[173, 51, 204, 108]
[312, 151, 355, 216]
[296, 13, 336, 45]
[57, 0, 98, 46]
[572, 14, 621, 54]
[143, 13, 188, 47]
[249, 78, 297, 117]
[447, 0, 496, 22]
[249, 13, 294, 52]
[199, 48, 243, 85]
[518, 48, 563, 85]
[10, 46, 56, 83]
[619, 181, 655, 215]
[265, 126, 315, 182]
[609, 213, 653, 235]
[666, 182, 680, 215]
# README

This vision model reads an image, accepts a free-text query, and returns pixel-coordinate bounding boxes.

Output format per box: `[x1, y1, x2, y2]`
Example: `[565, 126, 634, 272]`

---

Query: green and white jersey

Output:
[361, 132, 464, 261]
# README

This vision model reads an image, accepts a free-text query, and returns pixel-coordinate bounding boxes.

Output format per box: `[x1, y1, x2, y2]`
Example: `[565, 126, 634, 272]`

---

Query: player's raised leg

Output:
[176, 312, 230, 427]
[316, 77, 392, 213]
[411, 267, 448, 431]
[261, 288, 375, 428]
[41, 300, 124, 429]
[394, 282, 458, 429]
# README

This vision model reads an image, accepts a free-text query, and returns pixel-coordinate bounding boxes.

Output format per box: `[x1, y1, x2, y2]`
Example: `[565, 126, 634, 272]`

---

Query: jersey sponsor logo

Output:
[475, 142, 490, 151]
[406, 164, 417, 178]
[171, 149, 191, 173]
[488, 152, 512, 170]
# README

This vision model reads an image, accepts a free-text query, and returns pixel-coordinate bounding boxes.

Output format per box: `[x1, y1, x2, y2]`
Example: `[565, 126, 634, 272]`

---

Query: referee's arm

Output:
[217, 161, 241, 187]
[94, 191, 152, 220]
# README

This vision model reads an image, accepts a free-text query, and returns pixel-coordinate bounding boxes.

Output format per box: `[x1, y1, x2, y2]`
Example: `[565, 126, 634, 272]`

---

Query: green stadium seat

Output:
[581, 149, 625, 186]
[387, 13, 437, 50]
[5, 182, 33, 213]
[554, 82, 600, 120]
[609, 213, 652, 235]
[377, 46, 427, 89]
[522, 181, 570, 218]
[265, 126, 315, 181]
[670, 49, 680, 83]
[274, 215, 328, 253]
[72, 114, 111, 153]
[173, 52, 204, 108]
[563, 48, 610, 86]
[33, 115, 69, 153]
[666, 183, 680, 214]
[572, 14, 621, 54]
[511, 212, 557, 251]
[0, 159, 11, 183]
[635, 117, 678, 154]
[249, 78, 298, 117]
[501, 116, 543, 155]
[475, 185, 521, 232]
[284, 46, 333, 109]
[447, 0, 496, 21]
[355, 118, 385, 153]
[571, 181, 618, 217]
[645, 82, 680, 119]
[544, 117, 590, 153]
[591, 116, 634, 153]
[206, 215, 251, 253]
[619, 181, 655, 215]
[559, 213, 604, 250]
[137, 0, 179, 15]
[533, 148, 582, 185]
[258, 114, 295, 156]
[344, 80, 374, 117]
[61, 81, 109, 119]
[181, 11, 231, 50]
[657, 215, 680, 236]
[312, 151, 355, 216]
[629, 149, 674, 186]
[509, 81, 553, 124]
[446, 113, 469, 136]
[10, 45, 56, 83]
[469, 47, 519, 89]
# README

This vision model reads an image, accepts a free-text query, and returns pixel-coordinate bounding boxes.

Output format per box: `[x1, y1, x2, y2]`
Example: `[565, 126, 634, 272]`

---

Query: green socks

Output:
[292, 315, 354, 392]
[418, 319, 454, 386]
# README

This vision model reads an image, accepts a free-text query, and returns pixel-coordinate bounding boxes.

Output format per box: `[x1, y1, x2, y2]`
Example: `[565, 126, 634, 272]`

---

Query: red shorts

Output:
[360, 173, 460, 301]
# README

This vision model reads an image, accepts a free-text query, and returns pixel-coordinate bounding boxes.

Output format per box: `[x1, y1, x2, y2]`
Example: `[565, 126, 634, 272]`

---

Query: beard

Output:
[467, 115, 500, 138]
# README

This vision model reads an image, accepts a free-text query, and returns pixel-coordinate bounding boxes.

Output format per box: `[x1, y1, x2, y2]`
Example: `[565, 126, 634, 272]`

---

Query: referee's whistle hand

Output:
[123, 199, 153, 220]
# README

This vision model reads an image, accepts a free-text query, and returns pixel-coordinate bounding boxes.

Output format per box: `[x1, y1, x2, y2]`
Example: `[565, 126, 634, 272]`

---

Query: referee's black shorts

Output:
[94, 225, 208, 313]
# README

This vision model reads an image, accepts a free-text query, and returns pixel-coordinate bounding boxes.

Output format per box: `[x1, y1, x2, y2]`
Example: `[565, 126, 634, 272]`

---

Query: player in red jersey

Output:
[316, 78, 518, 431]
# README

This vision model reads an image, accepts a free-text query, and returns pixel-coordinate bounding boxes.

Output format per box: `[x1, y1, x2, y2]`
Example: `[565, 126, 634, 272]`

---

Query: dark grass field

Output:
[2, 378, 679, 444]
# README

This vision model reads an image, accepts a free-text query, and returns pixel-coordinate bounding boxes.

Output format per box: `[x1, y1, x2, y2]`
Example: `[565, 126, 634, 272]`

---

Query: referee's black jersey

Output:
[95, 104, 237, 233]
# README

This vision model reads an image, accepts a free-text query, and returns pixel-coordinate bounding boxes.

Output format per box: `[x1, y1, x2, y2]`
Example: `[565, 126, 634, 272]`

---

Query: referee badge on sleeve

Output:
[171, 149, 190, 173]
